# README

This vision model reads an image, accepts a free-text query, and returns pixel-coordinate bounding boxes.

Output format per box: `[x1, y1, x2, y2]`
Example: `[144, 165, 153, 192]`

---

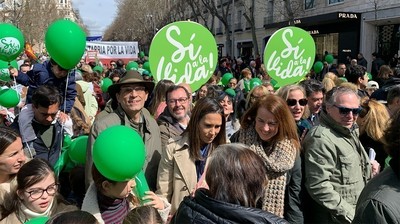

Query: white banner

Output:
[85, 41, 139, 59]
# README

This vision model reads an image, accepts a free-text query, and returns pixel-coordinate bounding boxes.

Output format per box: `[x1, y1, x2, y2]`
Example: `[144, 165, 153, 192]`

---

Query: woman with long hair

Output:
[357, 97, 391, 169]
[156, 97, 226, 214]
[148, 79, 175, 119]
[0, 127, 26, 195]
[217, 91, 240, 139]
[230, 95, 300, 218]
[0, 158, 77, 223]
[171, 143, 288, 223]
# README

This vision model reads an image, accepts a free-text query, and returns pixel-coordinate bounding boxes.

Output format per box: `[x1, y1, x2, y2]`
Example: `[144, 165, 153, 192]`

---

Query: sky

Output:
[72, 0, 117, 36]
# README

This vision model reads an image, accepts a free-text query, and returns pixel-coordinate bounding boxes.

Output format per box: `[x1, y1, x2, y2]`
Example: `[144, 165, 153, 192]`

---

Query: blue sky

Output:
[72, 0, 117, 36]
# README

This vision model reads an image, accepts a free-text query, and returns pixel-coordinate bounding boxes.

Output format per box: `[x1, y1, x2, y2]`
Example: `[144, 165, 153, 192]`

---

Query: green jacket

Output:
[353, 163, 400, 224]
[85, 106, 162, 191]
[303, 111, 371, 223]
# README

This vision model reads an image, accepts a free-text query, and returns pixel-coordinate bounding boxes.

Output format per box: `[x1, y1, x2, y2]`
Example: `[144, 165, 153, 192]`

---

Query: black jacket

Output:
[171, 189, 289, 224]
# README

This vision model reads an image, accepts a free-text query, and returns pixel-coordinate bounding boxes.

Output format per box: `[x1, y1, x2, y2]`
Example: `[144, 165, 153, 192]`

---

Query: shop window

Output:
[305, 0, 315, 9]
[328, 0, 344, 4]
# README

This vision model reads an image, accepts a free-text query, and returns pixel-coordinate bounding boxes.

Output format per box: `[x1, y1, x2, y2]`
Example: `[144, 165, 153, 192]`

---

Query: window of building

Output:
[328, 0, 344, 4]
[305, 0, 314, 9]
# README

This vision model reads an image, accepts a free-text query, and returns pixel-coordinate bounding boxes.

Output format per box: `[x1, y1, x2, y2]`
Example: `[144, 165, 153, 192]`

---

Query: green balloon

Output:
[0, 88, 19, 108]
[221, 73, 233, 86]
[126, 61, 139, 71]
[93, 125, 146, 181]
[367, 72, 372, 80]
[313, 61, 324, 73]
[0, 60, 18, 81]
[143, 61, 150, 72]
[24, 216, 49, 224]
[139, 51, 145, 58]
[250, 78, 262, 90]
[45, 19, 86, 69]
[325, 54, 334, 64]
[101, 78, 113, 93]
[135, 170, 151, 205]
[0, 23, 24, 62]
[68, 135, 88, 164]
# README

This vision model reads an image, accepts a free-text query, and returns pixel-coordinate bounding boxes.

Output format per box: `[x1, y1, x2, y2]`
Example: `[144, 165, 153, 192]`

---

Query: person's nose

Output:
[263, 123, 270, 132]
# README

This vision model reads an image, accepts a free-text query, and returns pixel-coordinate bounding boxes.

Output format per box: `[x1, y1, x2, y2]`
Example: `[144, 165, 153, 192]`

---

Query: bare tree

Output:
[201, 0, 233, 57]
[187, 0, 215, 32]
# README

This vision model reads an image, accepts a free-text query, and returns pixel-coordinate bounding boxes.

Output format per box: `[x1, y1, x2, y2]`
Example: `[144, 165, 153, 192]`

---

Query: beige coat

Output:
[156, 134, 197, 214]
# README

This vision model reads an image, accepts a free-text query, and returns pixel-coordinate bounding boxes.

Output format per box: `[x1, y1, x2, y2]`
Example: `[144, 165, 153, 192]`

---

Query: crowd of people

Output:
[0, 52, 399, 224]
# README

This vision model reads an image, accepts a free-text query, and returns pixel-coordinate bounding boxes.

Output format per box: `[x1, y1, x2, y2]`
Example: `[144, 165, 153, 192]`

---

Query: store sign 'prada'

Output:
[338, 13, 358, 19]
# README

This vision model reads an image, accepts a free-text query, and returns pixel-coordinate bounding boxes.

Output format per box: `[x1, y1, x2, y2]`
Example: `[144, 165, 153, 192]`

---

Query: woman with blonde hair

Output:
[322, 72, 340, 92]
[245, 85, 270, 110]
[357, 97, 390, 169]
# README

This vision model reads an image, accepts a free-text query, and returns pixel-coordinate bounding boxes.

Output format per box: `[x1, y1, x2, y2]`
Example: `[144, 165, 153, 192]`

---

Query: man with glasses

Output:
[85, 70, 161, 191]
[303, 86, 374, 223]
[157, 85, 191, 146]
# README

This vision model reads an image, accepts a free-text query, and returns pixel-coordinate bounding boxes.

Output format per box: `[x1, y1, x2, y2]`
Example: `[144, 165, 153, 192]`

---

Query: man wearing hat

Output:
[85, 70, 162, 191]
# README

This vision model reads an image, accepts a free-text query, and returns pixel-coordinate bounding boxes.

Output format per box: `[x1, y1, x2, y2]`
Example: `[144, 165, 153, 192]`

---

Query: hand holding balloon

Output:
[142, 191, 165, 210]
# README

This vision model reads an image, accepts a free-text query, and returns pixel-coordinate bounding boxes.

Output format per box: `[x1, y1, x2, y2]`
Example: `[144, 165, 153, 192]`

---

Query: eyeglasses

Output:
[120, 86, 146, 93]
[287, 98, 308, 106]
[25, 183, 58, 199]
[167, 97, 188, 105]
[333, 105, 362, 115]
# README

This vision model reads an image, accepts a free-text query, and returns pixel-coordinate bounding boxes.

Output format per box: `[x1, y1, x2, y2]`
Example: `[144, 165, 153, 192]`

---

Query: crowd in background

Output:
[0, 50, 399, 224]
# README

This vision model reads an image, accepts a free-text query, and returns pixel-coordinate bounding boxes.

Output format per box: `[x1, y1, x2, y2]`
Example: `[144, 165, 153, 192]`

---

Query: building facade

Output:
[211, 0, 400, 71]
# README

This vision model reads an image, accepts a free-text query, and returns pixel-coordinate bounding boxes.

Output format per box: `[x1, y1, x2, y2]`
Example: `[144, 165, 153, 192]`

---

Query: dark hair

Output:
[1, 158, 56, 219]
[184, 97, 226, 160]
[165, 85, 190, 102]
[241, 95, 300, 149]
[299, 79, 325, 97]
[92, 163, 116, 193]
[32, 85, 61, 108]
[46, 210, 97, 224]
[116, 59, 124, 68]
[206, 143, 267, 208]
[123, 206, 162, 224]
[384, 110, 400, 162]
[346, 65, 366, 84]
[387, 86, 400, 105]
[0, 126, 20, 155]
[217, 91, 237, 121]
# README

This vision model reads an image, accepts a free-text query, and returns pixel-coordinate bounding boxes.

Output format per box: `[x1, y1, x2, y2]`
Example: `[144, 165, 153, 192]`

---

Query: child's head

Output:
[46, 210, 98, 224]
[123, 206, 162, 224]
[91, 164, 136, 199]
[16, 158, 57, 213]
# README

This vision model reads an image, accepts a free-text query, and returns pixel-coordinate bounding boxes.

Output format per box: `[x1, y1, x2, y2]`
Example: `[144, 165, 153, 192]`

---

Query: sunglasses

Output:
[287, 98, 308, 106]
[333, 105, 362, 115]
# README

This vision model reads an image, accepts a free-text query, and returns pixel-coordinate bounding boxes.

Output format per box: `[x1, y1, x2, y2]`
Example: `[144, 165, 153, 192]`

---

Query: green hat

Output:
[225, 88, 236, 97]
[93, 65, 103, 73]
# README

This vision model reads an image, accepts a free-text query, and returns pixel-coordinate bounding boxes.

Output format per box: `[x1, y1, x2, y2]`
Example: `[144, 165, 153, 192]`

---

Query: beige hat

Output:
[367, 80, 379, 89]
[108, 70, 155, 98]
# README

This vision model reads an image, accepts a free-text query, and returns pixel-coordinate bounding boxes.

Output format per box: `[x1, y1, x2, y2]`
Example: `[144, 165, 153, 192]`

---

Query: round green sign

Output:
[149, 21, 218, 91]
[264, 27, 315, 86]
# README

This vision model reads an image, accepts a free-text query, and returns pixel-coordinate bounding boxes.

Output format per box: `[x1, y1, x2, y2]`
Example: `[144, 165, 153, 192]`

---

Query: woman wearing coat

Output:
[156, 97, 226, 214]
[171, 143, 288, 224]
[230, 95, 300, 217]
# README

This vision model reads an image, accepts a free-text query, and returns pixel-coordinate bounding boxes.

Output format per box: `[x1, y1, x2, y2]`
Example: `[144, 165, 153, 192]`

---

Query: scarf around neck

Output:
[238, 125, 296, 217]
[20, 198, 54, 222]
[97, 191, 129, 224]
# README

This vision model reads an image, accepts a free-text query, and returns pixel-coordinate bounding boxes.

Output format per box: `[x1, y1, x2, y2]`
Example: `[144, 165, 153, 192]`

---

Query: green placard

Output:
[264, 27, 315, 86]
[149, 21, 217, 91]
